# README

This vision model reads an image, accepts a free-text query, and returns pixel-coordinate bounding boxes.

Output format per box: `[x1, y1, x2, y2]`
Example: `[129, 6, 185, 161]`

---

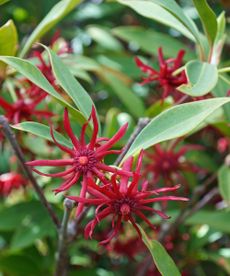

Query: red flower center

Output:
[74, 149, 97, 173]
[78, 156, 88, 165]
[113, 198, 136, 218]
[120, 203, 131, 216]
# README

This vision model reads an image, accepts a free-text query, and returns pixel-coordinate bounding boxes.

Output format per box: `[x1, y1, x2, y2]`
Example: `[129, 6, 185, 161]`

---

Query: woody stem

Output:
[0, 115, 60, 228]
[55, 199, 75, 276]
[114, 117, 150, 166]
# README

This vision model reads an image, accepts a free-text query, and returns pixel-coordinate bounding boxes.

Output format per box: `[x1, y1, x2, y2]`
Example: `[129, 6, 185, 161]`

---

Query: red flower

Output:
[26, 107, 130, 215]
[143, 143, 203, 186]
[0, 92, 53, 124]
[68, 151, 188, 244]
[0, 172, 27, 196]
[135, 48, 187, 102]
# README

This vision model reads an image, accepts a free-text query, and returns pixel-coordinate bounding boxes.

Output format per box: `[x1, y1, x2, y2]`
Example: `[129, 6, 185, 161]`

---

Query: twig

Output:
[55, 199, 75, 276]
[0, 115, 60, 228]
[114, 117, 150, 166]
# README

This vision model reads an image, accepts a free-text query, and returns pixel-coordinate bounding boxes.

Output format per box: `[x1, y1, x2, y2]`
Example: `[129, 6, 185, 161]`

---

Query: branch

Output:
[114, 117, 150, 166]
[0, 115, 60, 228]
[55, 199, 75, 276]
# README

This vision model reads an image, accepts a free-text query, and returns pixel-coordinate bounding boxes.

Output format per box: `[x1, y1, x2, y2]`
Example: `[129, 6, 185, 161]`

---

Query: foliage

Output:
[0, 0, 229, 275]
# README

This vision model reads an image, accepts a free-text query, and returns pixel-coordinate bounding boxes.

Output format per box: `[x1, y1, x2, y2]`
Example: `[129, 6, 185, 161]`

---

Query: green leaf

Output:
[0, 0, 9, 5]
[124, 98, 230, 159]
[0, 20, 18, 77]
[218, 165, 230, 205]
[138, 224, 181, 276]
[19, 0, 81, 57]
[87, 26, 123, 51]
[102, 71, 145, 118]
[0, 201, 55, 231]
[43, 46, 96, 122]
[193, 0, 217, 45]
[12, 121, 72, 148]
[212, 77, 230, 122]
[186, 210, 230, 234]
[178, 60, 218, 97]
[0, 55, 87, 125]
[117, 0, 192, 41]
[112, 26, 195, 61]
[0, 255, 42, 276]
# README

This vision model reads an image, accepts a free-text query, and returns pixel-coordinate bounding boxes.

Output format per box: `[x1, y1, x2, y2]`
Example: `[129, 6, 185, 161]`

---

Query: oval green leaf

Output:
[138, 224, 181, 276]
[178, 60, 218, 97]
[19, 0, 81, 57]
[193, 0, 217, 45]
[124, 98, 230, 160]
[43, 45, 96, 122]
[0, 20, 18, 77]
[118, 0, 197, 42]
[12, 121, 72, 148]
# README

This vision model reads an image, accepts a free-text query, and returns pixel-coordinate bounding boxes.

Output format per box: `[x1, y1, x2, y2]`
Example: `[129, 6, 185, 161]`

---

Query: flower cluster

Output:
[68, 151, 188, 244]
[27, 107, 188, 243]
[135, 48, 187, 102]
[26, 107, 130, 215]
[0, 172, 27, 196]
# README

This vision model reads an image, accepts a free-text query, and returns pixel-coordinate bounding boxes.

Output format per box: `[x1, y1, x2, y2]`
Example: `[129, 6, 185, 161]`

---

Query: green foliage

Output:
[192, 0, 217, 45]
[125, 98, 230, 159]
[218, 165, 230, 206]
[12, 122, 72, 148]
[19, 0, 82, 57]
[139, 225, 181, 276]
[178, 61, 218, 96]
[0, 20, 17, 77]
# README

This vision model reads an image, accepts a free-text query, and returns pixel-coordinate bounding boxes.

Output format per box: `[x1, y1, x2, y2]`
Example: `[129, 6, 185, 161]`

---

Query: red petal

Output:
[64, 108, 80, 149]
[26, 159, 74, 166]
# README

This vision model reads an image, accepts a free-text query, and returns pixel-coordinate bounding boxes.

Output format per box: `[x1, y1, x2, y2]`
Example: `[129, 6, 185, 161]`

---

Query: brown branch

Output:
[55, 199, 75, 276]
[114, 117, 150, 166]
[0, 115, 60, 228]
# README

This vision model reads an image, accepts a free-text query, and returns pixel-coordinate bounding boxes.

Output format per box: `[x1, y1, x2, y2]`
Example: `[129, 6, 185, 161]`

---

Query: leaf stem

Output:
[0, 115, 60, 228]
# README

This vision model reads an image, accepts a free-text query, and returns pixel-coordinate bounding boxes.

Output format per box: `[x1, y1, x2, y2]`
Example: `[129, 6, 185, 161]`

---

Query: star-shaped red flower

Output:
[135, 48, 187, 102]
[68, 151, 188, 244]
[26, 107, 130, 215]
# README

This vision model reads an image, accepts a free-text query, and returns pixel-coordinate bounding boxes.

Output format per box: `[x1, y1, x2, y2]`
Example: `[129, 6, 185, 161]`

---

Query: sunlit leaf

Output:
[193, 0, 217, 45]
[124, 98, 230, 160]
[138, 224, 181, 276]
[178, 60, 218, 96]
[0, 20, 18, 77]
[12, 121, 72, 148]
